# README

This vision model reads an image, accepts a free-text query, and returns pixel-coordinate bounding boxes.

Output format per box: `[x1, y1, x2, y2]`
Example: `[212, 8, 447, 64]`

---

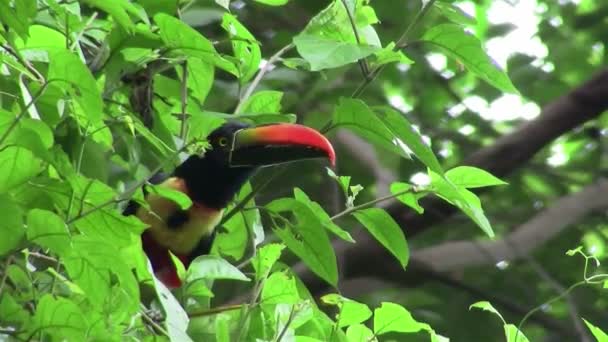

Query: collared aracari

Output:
[125, 122, 335, 288]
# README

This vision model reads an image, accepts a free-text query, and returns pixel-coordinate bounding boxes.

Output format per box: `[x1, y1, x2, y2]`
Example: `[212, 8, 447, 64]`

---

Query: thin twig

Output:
[0, 82, 50, 147]
[66, 124, 91, 220]
[340, 0, 370, 78]
[516, 251, 608, 340]
[503, 239, 591, 342]
[236, 211, 256, 270]
[517, 281, 585, 338]
[188, 304, 243, 318]
[0, 42, 45, 82]
[220, 166, 287, 226]
[69, 12, 98, 51]
[179, 61, 189, 140]
[351, 0, 438, 98]
[27, 252, 58, 263]
[235, 43, 294, 114]
[140, 304, 170, 337]
[66, 143, 192, 225]
[235, 278, 265, 341]
[274, 305, 297, 342]
[0, 256, 14, 297]
[330, 188, 419, 221]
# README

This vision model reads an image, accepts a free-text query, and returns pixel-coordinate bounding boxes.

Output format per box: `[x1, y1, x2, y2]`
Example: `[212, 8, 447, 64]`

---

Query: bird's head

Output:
[203, 121, 335, 168]
[176, 122, 335, 208]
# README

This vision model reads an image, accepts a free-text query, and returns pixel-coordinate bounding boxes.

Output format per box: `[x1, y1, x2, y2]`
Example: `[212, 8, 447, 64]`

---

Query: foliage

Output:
[0, 0, 606, 341]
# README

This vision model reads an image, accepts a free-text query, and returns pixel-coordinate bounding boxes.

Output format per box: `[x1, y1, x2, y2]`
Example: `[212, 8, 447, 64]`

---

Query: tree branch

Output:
[295, 68, 608, 300]
[385, 68, 608, 237]
[411, 179, 608, 271]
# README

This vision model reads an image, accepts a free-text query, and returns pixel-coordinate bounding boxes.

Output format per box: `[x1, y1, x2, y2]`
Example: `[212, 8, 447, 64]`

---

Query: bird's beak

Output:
[229, 123, 335, 167]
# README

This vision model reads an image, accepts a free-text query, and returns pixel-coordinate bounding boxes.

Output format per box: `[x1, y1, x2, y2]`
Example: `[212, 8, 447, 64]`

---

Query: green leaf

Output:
[33, 295, 87, 341]
[169, 251, 187, 283]
[48, 50, 104, 125]
[333, 99, 409, 158]
[469, 301, 506, 324]
[296, 306, 348, 341]
[138, 0, 178, 17]
[203, 111, 296, 126]
[252, 243, 286, 280]
[583, 318, 608, 342]
[73, 207, 147, 247]
[566, 246, 583, 257]
[6, 264, 31, 293]
[430, 171, 495, 237]
[15, 25, 67, 52]
[26, 209, 71, 255]
[186, 255, 250, 282]
[333, 100, 443, 175]
[221, 13, 261, 83]
[390, 182, 424, 214]
[293, 188, 354, 243]
[152, 270, 193, 342]
[373, 302, 424, 335]
[353, 208, 409, 268]
[215, 0, 230, 10]
[0, 196, 24, 255]
[236, 113, 297, 124]
[348, 184, 364, 207]
[321, 294, 372, 328]
[133, 118, 175, 155]
[0, 293, 29, 325]
[445, 166, 508, 188]
[327, 168, 351, 198]
[0, 0, 34, 40]
[188, 112, 225, 143]
[261, 271, 300, 304]
[421, 24, 518, 93]
[504, 324, 530, 342]
[275, 302, 314, 333]
[186, 281, 214, 298]
[216, 182, 262, 260]
[377, 106, 443, 174]
[346, 324, 376, 342]
[82, 0, 140, 33]
[215, 314, 231, 342]
[268, 198, 338, 287]
[186, 58, 215, 104]
[372, 42, 414, 68]
[63, 236, 139, 310]
[282, 57, 311, 70]
[0, 146, 43, 193]
[254, 0, 289, 5]
[432, 2, 477, 26]
[240, 90, 284, 114]
[294, 34, 379, 71]
[19, 118, 54, 152]
[299, 0, 379, 46]
[155, 13, 237, 76]
[146, 183, 193, 210]
[295, 337, 325, 342]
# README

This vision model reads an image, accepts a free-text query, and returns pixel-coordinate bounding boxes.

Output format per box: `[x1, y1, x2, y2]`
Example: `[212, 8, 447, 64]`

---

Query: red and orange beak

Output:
[229, 123, 335, 167]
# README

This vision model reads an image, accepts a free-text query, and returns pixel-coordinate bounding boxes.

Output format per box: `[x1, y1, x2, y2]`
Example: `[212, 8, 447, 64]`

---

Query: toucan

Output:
[125, 122, 335, 288]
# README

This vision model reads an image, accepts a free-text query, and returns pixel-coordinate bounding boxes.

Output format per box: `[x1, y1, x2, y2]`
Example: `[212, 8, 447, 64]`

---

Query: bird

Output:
[124, 121, 335, 288]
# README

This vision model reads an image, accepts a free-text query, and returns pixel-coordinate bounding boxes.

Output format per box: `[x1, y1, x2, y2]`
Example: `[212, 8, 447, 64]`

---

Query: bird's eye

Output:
[218, 137, 228, 147]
